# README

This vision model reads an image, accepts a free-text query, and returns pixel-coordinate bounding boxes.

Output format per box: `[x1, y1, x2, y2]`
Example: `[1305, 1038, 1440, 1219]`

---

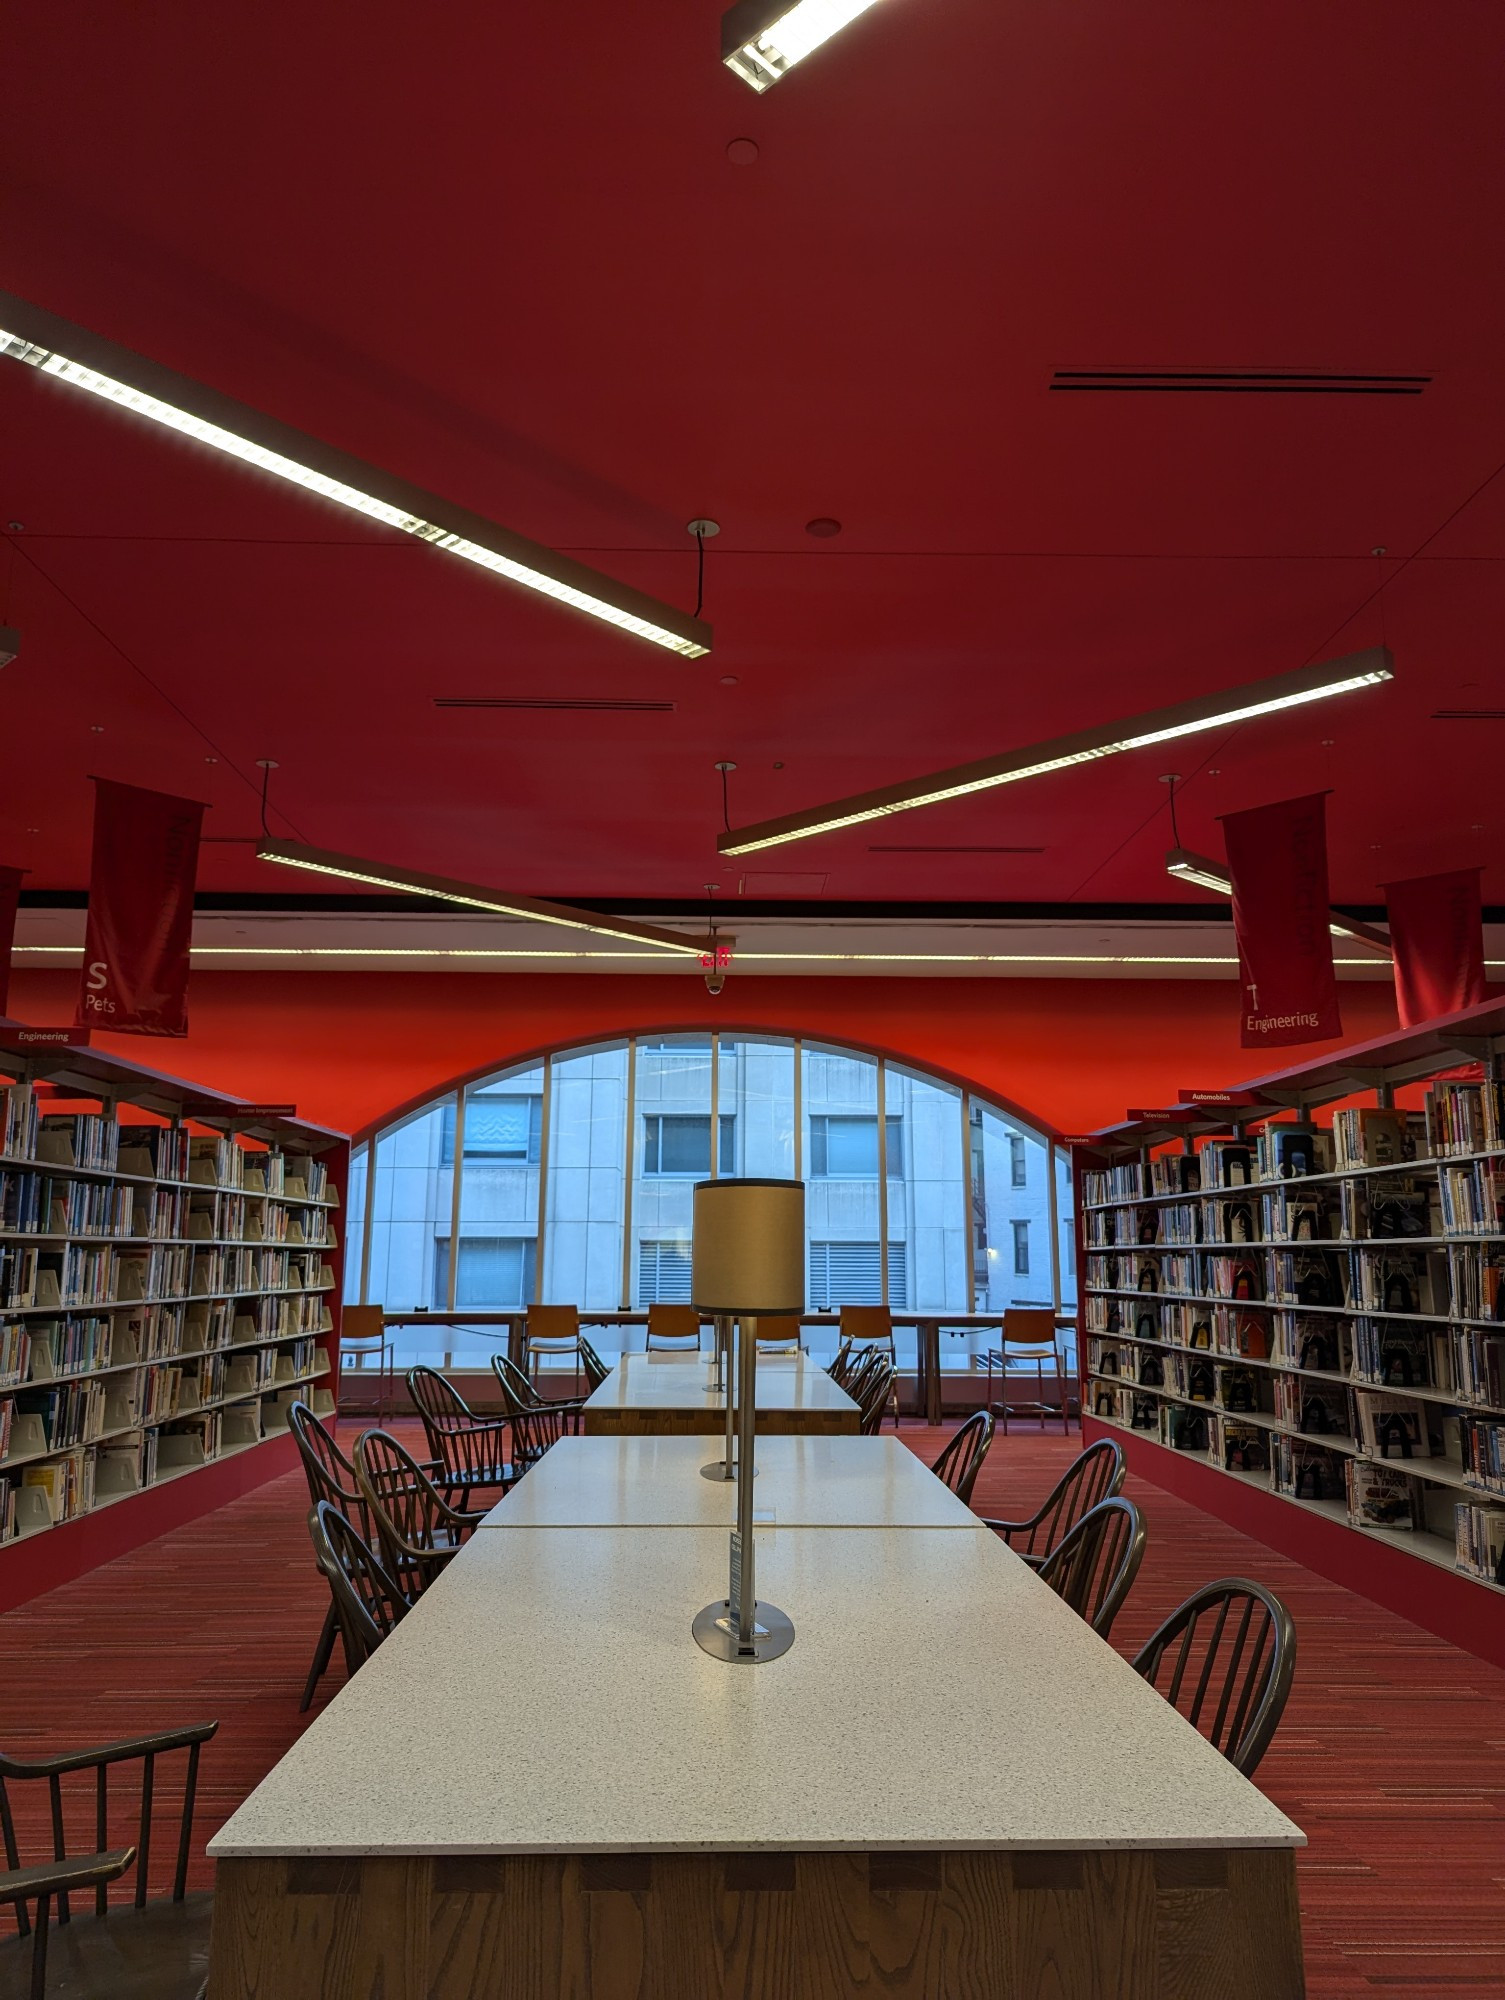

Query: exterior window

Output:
[434, 1235, 536, 1309]
[808, 1115, 904, 1178]
[638, 1239, 693, 1303]
[1012, 1221, 1030, 1276]
[642, 1114, 734, 1176]
[1010, 1136, 1027, 1187]
[808, 1240, 908, 1308]
[441, 1094, 542, 1165]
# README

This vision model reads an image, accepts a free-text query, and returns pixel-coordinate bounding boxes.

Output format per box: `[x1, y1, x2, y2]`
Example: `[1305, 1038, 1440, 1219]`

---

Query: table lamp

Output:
[690, 1176, 804, 1664]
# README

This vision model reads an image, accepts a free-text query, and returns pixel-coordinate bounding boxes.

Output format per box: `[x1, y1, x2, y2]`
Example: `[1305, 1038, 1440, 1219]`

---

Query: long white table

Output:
[208, 1508, 1306, 1997]
[479, 1435, 982, 1530]
[580, 1351, 860, 1436]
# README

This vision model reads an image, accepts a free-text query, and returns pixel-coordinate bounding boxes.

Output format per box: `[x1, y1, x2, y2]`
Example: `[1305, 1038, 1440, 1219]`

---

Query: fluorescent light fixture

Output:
[15, 944, 1409, 968]
[1165, 846, 1394, 956]
[718, 648, 1394, 856]
[255, 840, 725, 957]
[722, 0, 884, 90]
[0, 292, 710, 660]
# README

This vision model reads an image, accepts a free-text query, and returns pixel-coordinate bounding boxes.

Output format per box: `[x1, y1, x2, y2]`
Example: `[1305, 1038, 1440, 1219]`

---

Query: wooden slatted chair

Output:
[288, 1400, 379, 1712]
[0, 1718, 218, 2000]
[307, 1501, 410, 1679]
[1037, 1496, 1146, 1639]
[857, 1359, 897, 1436]
[578, 1334, 611, 1394]
[839, 1305, 899, 1427]
[981, 1439, 1126, 1570]
[406, 1367, 516, 1510]
[930, 1409, 995, 1506]
[1130, 1579, 1296, 1777]
[353, 1428, 477, 1600]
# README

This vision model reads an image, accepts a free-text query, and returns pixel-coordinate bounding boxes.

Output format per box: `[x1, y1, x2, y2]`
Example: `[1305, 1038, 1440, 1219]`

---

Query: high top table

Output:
[479, 1434, 980, 1530]
[207, 1521, 1305, 1998]
[580, 1352, 860, 1437]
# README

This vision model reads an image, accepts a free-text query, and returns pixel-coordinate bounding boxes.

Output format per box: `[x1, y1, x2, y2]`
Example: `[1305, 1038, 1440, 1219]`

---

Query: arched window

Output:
[345, 1033, 1076, 1374]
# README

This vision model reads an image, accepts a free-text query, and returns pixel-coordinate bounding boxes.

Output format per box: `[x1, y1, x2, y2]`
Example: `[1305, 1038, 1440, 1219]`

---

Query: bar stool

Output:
[645, 1304, 703, 1352]
[523, 1303, 583, 1395]
[337, 1303, 395, 1421]
[984, 1306, 1071, 1434]
[839, 1304, 899, 1428]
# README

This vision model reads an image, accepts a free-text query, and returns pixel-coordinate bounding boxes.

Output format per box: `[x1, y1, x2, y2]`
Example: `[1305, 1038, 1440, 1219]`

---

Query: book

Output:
[1353, 1389, 1434, 1461]
[1347, 1460, 1420, 1530]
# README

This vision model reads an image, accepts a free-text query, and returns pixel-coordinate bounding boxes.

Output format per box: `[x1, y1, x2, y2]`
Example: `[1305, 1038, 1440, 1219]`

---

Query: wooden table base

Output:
[209, 1846, 1304, 1998]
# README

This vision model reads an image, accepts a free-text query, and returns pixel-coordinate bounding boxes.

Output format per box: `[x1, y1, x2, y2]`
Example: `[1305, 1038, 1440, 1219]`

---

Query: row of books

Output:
[35, 1113, 119, 1173]
[1455, 1501, 1505, 1582]
[1460, 1417, 1505, 1495]
[1081, 1079, 1505, 1212]
[1438, 1161, 1505, 1236]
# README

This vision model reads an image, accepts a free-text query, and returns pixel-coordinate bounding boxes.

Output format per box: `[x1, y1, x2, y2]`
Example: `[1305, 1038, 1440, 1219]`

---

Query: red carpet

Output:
[2, 1419, 1503, 1996]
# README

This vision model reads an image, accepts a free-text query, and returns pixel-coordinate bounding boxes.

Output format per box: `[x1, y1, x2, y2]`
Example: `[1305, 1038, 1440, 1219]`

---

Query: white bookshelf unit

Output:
[1075, 994, 1505, 1668]
[0, 1025, 347, 1608]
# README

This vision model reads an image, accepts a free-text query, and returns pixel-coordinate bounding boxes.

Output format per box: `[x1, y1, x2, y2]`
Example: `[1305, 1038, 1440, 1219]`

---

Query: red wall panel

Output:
[7, 969, 1403, 1139]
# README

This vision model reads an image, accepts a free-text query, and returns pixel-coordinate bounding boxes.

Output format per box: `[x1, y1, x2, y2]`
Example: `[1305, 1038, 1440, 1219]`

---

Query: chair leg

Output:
[301, 1600, 339, 1713]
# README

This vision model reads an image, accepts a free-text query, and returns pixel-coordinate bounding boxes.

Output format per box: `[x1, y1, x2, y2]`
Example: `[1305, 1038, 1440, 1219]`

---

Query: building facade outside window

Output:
[346, 1032, 1075, 1376]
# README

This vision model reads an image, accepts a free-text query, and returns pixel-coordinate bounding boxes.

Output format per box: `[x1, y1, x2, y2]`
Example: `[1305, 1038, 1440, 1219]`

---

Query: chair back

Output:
[288, 1399, 374, 1541]
[579, 1333, 611, 1392]
[857, 1360, 896, 1435]
[526, 1304, 580, 1344]
[1037, 1496, 1146, 1638]
[844, 1347, 884, 1405]
[750, 1314, 802, 1350]
[930, 1409, 995, 1505]
[1131, 1579, 1296, 1777]
[839, 1305, 894, 1351]
[309, 1500, 408, 1675]
[646, 1305, 702, 1350]
[407, 1366, 513, 1488]
[1002, 1305, 1058, 1347]
[996, 1439, 1125, 1561]
[827, 1339, 855, 1387]
[354, 1427, 470, 1594]
[341, 1302, 387, 1347]
[490, 1354, 573, 1461]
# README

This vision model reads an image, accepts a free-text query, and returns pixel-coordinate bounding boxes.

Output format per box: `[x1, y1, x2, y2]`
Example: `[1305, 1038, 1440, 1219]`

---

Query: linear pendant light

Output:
[256, 840, 725, 957]
[717, 647, 1394, 857]
[1165, 847, 1394, 955]
[722, 0, 885, 90]
[0, 291, 710, 660]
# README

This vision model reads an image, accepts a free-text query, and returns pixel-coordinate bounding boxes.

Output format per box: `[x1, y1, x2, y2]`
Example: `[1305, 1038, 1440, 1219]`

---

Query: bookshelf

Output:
[0, 1025, 347, 1609]
[1074, 994, 1505, 1668]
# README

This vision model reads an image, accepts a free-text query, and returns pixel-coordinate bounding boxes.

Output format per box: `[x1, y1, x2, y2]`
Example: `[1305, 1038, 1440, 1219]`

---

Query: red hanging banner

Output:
[1221, 791, 1342, 1050]
[1382, 868, 1486, 1029]
[0, 867, 24, 1019]
[75, 779, 204, 1037]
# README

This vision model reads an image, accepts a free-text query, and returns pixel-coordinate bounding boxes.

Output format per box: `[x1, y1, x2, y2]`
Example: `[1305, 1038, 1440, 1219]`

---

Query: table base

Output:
[209, 1845, 1303, 1998]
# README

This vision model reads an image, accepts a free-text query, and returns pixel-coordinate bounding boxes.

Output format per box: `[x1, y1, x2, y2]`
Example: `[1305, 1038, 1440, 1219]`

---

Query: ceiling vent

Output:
[1050, 369, 1430, 396]
[432, 696, 676, 712]
[868, 844, 1044, 854]
[1431, 708, 1505, 720]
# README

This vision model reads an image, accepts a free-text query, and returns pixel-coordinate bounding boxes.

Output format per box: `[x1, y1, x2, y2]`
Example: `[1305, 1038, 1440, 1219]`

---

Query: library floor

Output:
[3, 1425, 1504, 1996]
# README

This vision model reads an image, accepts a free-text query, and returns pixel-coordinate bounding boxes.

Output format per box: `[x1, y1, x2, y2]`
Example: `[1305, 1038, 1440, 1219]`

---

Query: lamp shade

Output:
[692, 1178, 805, 1316]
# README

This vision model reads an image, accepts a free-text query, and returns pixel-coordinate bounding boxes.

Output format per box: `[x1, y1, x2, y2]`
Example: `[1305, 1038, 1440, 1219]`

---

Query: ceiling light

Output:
[0, 292, 710, 660]
[722, 0, 884, 91]
[255, 840, 725, 957]
[1165, 846, 1393, 955]
[0, 626, 17, 669]
[718, 647, 1394, 857]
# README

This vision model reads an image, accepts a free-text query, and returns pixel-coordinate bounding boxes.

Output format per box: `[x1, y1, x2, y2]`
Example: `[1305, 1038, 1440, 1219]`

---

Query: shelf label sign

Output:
[0, 865, 23, 1017]
[1382, 868, 1486, 1029]
[75, 780, 204, 1038]
[1221, 792, 1342, 1050]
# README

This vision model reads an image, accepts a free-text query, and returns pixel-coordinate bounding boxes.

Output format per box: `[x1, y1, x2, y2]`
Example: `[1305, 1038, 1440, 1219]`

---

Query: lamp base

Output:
[699, 1458, 757, 1482]
[692, 1598, 795, 1664]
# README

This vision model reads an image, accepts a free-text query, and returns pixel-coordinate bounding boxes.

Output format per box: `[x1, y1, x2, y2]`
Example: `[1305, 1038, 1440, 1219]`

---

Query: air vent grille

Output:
[1051, 369, 1430, 396]
[432, 696, 676, 712]
[1432, 708, 1505, 720]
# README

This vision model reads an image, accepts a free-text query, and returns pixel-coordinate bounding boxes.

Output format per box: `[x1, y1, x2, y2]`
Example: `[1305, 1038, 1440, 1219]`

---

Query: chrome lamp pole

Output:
[690, 1177, 803, 1665]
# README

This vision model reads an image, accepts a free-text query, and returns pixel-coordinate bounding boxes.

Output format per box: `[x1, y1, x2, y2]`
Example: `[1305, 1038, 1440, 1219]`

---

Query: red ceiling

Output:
[2, 0, 1503, 905]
